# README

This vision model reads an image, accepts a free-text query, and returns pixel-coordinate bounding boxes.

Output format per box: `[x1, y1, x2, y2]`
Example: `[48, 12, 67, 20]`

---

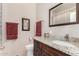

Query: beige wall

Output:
[2, 3, 36, 56]
[36, 3, 79, 39]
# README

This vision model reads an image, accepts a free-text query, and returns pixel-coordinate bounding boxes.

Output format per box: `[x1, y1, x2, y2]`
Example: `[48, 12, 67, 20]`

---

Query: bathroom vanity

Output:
[34, 39, 69, 56]
[33, 37, 79, 56]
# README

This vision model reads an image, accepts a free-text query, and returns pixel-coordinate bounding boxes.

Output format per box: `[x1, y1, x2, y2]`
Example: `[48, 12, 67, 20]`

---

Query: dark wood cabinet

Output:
[33, 40, 70, 56]
[33, 40, 41, 56]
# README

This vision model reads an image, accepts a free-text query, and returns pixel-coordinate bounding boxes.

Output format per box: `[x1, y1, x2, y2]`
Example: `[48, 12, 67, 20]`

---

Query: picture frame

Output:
[22, 18, 30, 31]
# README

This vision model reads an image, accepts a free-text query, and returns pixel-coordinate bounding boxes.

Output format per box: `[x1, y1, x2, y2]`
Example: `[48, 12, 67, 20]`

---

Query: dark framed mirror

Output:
[49, 3, 79, 27]
[22, 18, 30, 31]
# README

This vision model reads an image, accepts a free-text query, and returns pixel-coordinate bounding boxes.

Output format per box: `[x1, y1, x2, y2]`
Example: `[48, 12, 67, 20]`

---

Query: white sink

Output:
[51, 40, 79, 55]
[51, 40, 75, 48]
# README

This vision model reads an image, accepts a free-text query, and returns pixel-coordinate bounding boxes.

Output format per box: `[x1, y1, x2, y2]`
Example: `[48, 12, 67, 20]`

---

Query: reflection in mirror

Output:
[49, 3, 78, 27]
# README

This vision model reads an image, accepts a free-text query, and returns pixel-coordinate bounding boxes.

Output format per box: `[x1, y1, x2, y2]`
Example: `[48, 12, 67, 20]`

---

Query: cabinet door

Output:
[33, 40, 38, 56]
[33, 40, 41, 56]
[41, 51, 49, 56]
[40, 42, 69, 56]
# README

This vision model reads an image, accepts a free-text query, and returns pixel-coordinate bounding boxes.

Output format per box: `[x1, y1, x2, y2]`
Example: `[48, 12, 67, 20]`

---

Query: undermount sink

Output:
[51, 40, 79, 53]
[51, 40, 75, 48]
[52, 40, 79, 55]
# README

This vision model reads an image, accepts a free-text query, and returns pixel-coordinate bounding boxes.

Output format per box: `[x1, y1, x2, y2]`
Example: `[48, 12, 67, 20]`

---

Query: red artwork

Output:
[6, 23, 18, 40]
[36, 21, 42, 36]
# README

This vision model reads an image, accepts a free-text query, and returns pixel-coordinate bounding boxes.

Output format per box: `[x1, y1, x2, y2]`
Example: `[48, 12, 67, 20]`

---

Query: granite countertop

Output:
[33, 37, 79, 56]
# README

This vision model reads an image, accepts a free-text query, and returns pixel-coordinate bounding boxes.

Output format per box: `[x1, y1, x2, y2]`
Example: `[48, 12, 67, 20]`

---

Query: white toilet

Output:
[25, 37, 33, 56]
[25, 44, 33, 56]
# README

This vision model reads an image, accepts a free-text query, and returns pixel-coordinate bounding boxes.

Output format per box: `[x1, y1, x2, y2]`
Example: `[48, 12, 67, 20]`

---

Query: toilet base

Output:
[25, 44, 33, 56]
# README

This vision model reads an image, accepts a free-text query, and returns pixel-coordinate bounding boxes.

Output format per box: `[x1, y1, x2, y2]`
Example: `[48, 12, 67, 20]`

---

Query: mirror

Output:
[49, 3, 79, 27]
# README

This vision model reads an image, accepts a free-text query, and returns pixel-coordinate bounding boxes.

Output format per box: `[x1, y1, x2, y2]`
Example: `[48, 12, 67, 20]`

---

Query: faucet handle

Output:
[64, 34, 69, 41]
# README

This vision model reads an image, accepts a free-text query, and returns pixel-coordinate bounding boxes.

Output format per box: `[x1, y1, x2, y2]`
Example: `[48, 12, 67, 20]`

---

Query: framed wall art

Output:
[22, 18, 30, 31]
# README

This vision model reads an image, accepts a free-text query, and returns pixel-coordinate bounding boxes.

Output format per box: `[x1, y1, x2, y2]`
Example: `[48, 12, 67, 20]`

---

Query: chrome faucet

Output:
[64, 34, 69, 41]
